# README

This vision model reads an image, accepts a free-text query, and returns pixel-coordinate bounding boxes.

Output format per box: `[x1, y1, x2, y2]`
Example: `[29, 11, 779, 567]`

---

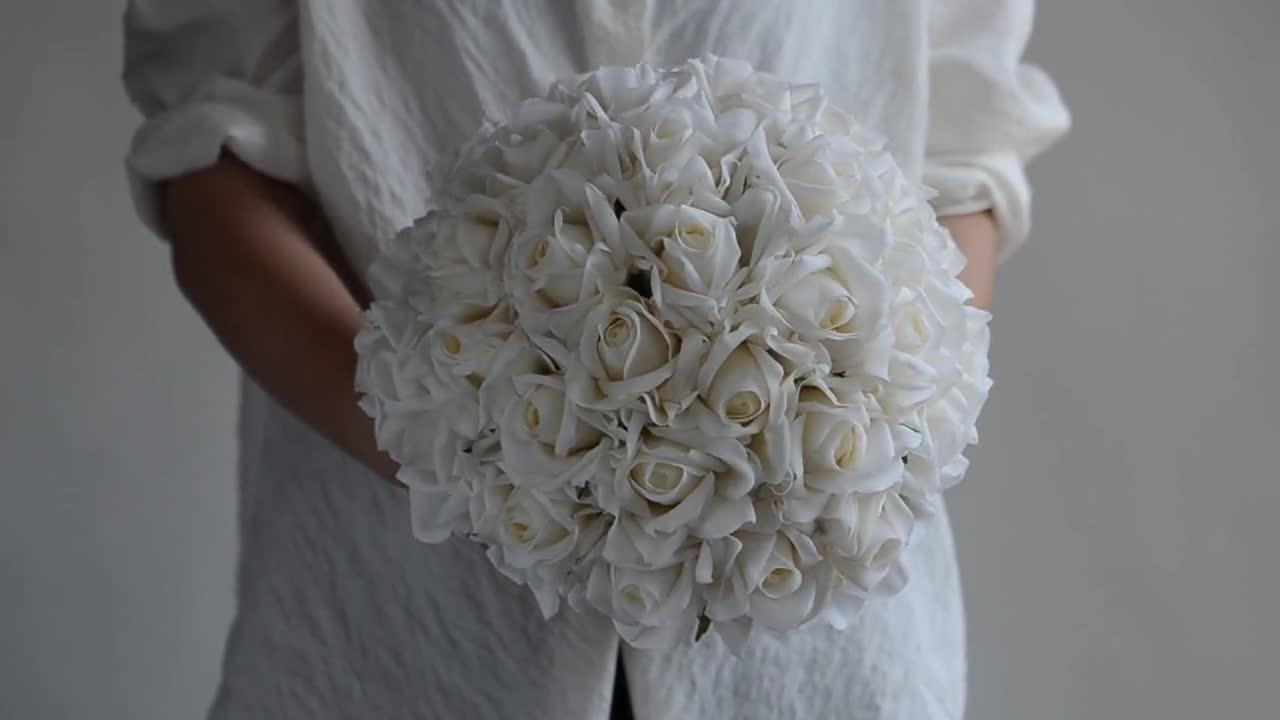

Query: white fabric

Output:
[122, 2, 1068, 718]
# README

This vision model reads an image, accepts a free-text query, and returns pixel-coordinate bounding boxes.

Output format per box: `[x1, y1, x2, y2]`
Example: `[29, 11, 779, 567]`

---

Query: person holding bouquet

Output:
[123, 2, 1068, 717]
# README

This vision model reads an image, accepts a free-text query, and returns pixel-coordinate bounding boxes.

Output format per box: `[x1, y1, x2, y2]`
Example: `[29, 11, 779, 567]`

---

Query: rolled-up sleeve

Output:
[925, 0, 1070, 260]
[122, 1, 306, 239]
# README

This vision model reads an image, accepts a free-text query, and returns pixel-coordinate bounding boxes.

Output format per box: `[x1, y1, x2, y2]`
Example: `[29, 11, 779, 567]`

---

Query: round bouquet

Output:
[355, 56, 991, 650]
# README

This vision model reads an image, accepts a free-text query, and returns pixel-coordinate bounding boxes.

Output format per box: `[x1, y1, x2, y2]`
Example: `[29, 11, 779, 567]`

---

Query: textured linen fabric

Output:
[121, 2, 1068, 718]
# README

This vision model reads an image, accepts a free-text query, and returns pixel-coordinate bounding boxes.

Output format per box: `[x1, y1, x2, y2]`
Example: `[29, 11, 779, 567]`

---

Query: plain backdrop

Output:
[2, 1, 1276, 718]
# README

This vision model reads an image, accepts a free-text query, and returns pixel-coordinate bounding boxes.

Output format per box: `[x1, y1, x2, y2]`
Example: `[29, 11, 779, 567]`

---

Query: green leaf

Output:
[695, 613, 712, 642]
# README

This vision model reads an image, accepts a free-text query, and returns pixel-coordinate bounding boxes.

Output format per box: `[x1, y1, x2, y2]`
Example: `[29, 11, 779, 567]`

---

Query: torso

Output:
[213, 3, 965, 718]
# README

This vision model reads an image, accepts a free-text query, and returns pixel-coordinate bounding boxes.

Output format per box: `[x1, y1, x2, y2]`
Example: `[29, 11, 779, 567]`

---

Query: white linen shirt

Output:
[123, 2, 1068, 718]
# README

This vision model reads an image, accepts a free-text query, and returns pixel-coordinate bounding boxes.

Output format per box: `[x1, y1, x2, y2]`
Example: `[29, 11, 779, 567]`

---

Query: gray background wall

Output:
[1, 1, 1276, 718]
[954, 3, 1280, 718]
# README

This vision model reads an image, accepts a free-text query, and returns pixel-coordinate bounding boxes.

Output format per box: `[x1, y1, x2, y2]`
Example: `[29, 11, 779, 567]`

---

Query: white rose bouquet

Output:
[356, 56, 992, 650]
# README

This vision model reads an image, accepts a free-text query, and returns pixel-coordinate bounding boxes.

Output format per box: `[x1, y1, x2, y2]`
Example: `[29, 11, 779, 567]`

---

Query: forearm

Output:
[162, 154, 399, 483]
[940, 210, 999, 310]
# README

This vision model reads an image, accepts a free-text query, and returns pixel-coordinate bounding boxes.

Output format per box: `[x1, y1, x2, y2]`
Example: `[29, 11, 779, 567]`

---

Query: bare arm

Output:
[941, 211, 998, 310]
[162, 153, 401, 485]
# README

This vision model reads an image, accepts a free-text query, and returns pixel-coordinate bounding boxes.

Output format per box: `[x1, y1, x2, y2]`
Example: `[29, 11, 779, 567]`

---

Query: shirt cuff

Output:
[925, 150, 1032, 263]
[125, 75, 307, 240]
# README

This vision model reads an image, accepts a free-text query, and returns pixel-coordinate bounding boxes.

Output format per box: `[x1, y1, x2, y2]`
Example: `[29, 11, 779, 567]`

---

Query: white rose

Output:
[587, 533, 699, 649]
[493, 485, 579, 567]
[599, 429, 757, 541]
[508, 96, 579, 140]
[368, 405, 450, 479]
[373, 409, 474, 544]
[511, 213, 597, 308]
[630, 205, 740, 293]
[564, 121, 729, 218]
[956, 305, 993, 426]
[775, 263, 858, 337]
[901, 338, 988, 506]
[565, 100, 722, 209]
[879, 235, 936, 291]
[447, 128, 569, 203]
[879, 348, 940, 419]
[922, 285, 971, 363]
[359, 301, 427, 354]
[651, 153, 736, 216]
[620, 205, 742, 328]
[792, 383, 908, 496]
[354, 302, 430, 405]
[644, 328, 711, 425]
[569, 63, 668, 118]
[765, 243, 893, 378]
[613, 564, 699, 649]
[470, 479, 591, 617]
[875, 288, 956, 418]
[406, 484, 472, 545]
[431, 120, 501, 200]
[828, 490, 916, 595]
[359, 317, 482, 471]
[508, 173, 629, 338]
[353, 334, 404, 410]
[474, 334, 552, 435]
[688, 328, 786, 438]
[355, 306, 481, 548]
[775, 135, 893, 221]
[402, 199, 513, 321]
[785, 83, 869, 140]
[769, 243, 888, 340]
[702, 528, 830, 632]
[422, 308, 513, 392]
[560, 123, 650, 211]
[746, 410, 799, 498]
[624, 95, 719, 173]
[627, 446, 703, 506]
[470, 473, 609, 561]
[603, 510, 697, 571]
[687, 55, 791, 128]
[568, 121, 650, 188]
[726, 127, 796, 215]
[891, 287, 947, 358]
[565, 291, 677, 410]
[750, 528, 833, 631]
[745, 302, 830, 379]
[881, 309, 960, 405]
[594, 300, 669, 380]
[379, 317, 505, 442]
[495, 126, 569, 184]
[498, 373, 611, 491]
[727, 184, 796, 275]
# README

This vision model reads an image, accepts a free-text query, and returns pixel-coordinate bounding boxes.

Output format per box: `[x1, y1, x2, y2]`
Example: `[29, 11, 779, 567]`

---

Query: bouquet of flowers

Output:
[355, 56, 991, 650]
